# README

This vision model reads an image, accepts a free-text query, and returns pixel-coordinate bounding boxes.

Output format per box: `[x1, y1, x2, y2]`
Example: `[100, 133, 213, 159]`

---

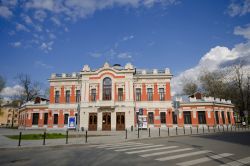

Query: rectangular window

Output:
[118, 88, 123, 101]
[55, 91, 60, 103]
[147, 88, 153, 101]
[215, 111, 219, 124]
[76, 90, 81, 102]
[66, 90, 70, 103]
[221, 111, 225, 124]
[159, 88, 165, 101]
[160, 112, 166, 124]
[184, 111, 192, 124]
[198, 111, 206, 124]
[136, 88, 141, 101]
[148, 112, 154, 124]
[64, 114, 69, 125]
[32, 113, 39, 125]
[44, 113, 48, 125]
[91, 89, 96, 102]
[172, 112, 178, 124]
[227, 112, 231, 124]
[53, 114, 58, 125]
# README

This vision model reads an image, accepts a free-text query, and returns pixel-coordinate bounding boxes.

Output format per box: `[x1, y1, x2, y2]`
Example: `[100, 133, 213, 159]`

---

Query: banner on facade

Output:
[68, 116, 76, 129]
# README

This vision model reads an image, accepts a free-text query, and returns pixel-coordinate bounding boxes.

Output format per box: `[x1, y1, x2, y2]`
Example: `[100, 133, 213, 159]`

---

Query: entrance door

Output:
[102, 112, 111, 130]
[116, 112, 125, 130]
[88, 113, 97, 131]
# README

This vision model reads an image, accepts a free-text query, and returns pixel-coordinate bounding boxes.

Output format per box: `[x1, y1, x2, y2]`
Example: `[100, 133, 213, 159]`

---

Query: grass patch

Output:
[6, 133, 66, 140]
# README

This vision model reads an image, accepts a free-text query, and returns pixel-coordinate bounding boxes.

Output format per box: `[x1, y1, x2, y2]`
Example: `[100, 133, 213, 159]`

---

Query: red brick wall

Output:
[154, 109, 160, 127]
[142, 83, 147, 101]
[165, 82, 171, 101]
[50, 86, 54, 104]
[153, 83, 159, 101]
[192, 111, 198, 127]
[70, 85, 75, 103]
[60, 86, 65, 103]
[166, 108, 173, 127]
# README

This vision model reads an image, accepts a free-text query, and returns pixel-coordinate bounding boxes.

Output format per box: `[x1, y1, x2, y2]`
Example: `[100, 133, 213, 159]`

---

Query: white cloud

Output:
[49, 33, 56, 39]
[0, 85, 23, 98]
[234, 24, 250, 40]
[21, 14, 33, 24]
[117, 52, 133, 59]
[34, 10, 47, 22]
[10, 41, 21, 47]
[0, 6, 12, 18]
[16, 23, 30, 32]
[34, 60, 53, 69]
[171, 24, 250, 95]
[40, 41, 54, 52]
[122, 35, 134, 41]
[227, 0, 250, 17]
[89, 52, 102, 58]
[51, 17, 61, 26]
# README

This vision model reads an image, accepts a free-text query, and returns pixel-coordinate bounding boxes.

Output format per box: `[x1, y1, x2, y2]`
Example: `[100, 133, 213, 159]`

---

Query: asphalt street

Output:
[0, 131, 250, 166]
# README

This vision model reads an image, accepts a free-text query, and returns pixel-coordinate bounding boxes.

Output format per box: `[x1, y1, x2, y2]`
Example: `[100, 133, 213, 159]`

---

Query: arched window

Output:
[103, 77, 112, 100]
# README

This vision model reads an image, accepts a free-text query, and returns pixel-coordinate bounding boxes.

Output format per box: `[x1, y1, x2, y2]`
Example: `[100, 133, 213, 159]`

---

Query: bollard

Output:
[208, 126, 210, 133]
[190, 127, 192, 135]
[66, 130, 68, 144]
[159, 128, 160, 137]
[125, 129, 127, 139]
[43, 131, 46, 145]
[85, 131, 88, 143]
[138, 127, 140, 138]
[231, 125, 232, 132]
[213, 126, 215, 133]
[168, 127, 169, 136]
[176, 127, 178, 135]
[218, 126, 220, 132]
[227, 125, 228, 132]
[18, 132, 22, 147]
[203, 126, 204, 134]
[149, 128, 151, 137]
[183, 127, 185, 135]
[223, 125, 224, 132]
[197, 126, 199, 134]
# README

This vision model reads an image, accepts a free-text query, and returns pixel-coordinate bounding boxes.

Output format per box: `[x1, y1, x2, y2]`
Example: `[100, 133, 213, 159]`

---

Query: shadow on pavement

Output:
[194, 131, 250, 147]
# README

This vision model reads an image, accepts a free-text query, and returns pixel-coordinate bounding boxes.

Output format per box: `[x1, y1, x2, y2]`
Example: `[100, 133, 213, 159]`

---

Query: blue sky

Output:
[0, 0, 250, 96]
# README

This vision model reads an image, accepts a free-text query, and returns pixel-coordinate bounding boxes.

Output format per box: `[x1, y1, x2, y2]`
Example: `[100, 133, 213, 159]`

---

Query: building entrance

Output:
[116, 112, 125, 130]
[102, 112, 111, 130]
[88, 113, 97, 131]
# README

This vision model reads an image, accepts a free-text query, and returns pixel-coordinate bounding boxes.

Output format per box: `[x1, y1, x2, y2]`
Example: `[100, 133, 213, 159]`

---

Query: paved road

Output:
[0, 131, 250, 166]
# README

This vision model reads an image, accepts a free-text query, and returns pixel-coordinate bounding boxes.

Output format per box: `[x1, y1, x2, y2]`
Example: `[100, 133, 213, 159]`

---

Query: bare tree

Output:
[182, 82, 198, 95]
[0, 75, 5, 93]
[199, 70, 229, 99]
[16, 73, 41, 104]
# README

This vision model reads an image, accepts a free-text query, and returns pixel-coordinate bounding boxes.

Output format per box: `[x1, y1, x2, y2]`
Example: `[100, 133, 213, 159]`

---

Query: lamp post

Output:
[76, 103, 80, 131]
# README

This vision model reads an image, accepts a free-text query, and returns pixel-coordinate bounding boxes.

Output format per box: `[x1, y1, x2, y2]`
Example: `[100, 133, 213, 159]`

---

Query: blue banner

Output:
[68, 116, 76, 129]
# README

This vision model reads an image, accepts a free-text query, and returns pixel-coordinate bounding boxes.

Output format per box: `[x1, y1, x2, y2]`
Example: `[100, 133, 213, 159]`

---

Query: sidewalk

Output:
[0, 126, 249, 149]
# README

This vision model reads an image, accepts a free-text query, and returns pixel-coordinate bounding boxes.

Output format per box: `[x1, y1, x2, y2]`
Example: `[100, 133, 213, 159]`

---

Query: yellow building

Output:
[0, 101, 19, 127]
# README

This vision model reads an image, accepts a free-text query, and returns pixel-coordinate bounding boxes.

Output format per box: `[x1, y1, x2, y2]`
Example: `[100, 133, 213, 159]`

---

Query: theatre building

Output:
[45, 62, 172, 130]
[174, 92, 235, 127]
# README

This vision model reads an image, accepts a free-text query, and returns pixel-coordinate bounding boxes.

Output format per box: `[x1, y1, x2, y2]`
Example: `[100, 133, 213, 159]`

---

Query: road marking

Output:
[177, 153, 233, 166]
[96, 142, 142, 148]
[118, 145, 177, 154]
[220, 157, 250, 166]
[106, 144, 152, 150]
[156, 150, 211, 161]
[140, 148, 193, 158]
